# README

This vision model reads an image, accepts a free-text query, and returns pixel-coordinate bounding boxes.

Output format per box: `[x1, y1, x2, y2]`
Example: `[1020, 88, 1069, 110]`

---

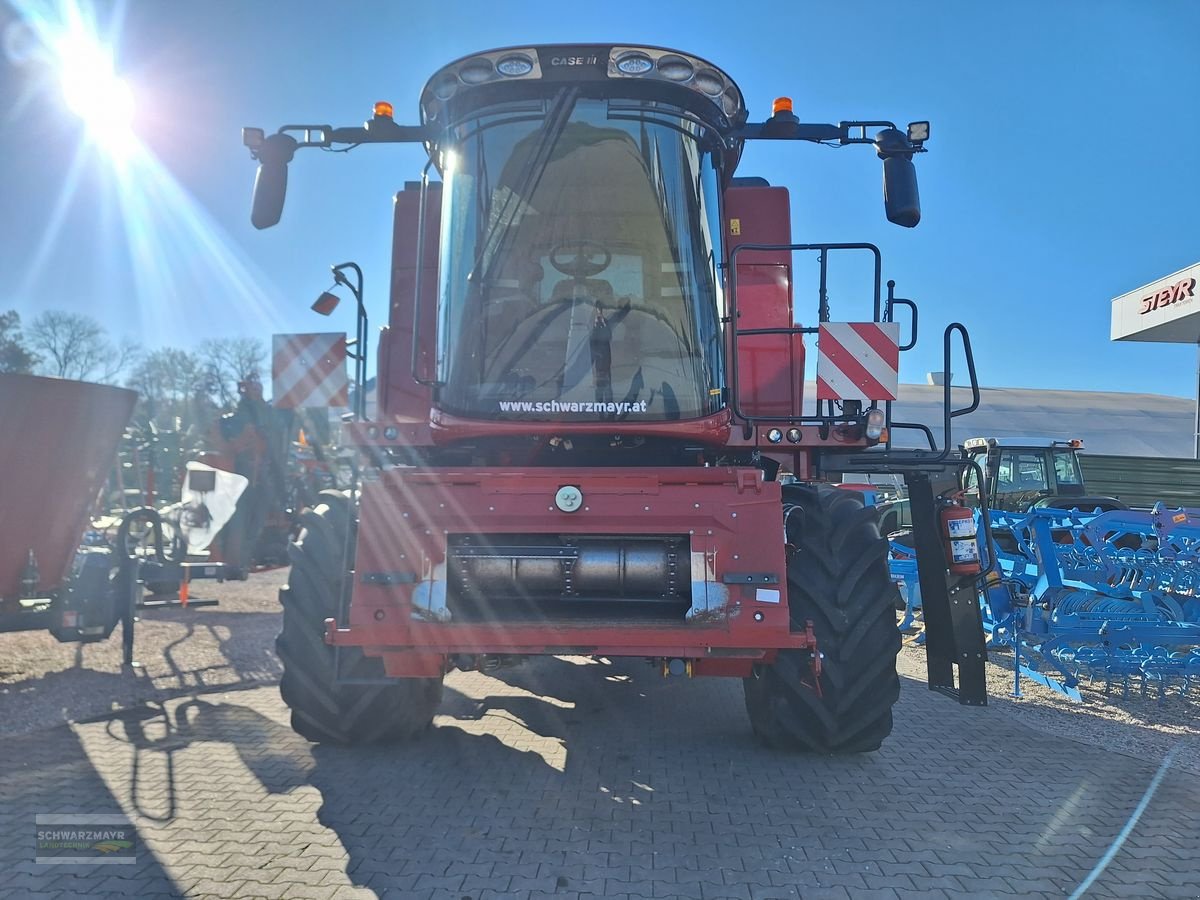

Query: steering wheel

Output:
[550, 241, 612, 279]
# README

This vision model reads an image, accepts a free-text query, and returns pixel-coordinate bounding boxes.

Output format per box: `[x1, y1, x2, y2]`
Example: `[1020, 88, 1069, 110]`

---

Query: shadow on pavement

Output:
[34, 656, 1200, 898]
[0, 721, 183, 897]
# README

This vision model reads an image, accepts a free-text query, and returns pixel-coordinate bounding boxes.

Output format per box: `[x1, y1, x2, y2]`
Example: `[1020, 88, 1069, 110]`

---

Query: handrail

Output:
[726, 242, 882, 426]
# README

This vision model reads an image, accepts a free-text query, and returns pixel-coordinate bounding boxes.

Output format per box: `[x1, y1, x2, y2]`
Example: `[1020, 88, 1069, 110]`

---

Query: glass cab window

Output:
[1052, 449, 1083, 487]
[997, 450, 1049, 493]
[434, 96, 724, 422]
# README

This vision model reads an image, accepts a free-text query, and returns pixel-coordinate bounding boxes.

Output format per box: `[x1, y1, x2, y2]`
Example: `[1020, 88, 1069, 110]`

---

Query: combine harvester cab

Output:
[0, 373, 141, 642]
[244, 44, 990, 750]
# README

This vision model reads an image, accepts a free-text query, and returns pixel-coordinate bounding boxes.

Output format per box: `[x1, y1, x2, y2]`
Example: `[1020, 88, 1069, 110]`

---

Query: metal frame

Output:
[328, 262, 368, 420]
[726, 242, 882, 427]
[980, 505, 1200, 700]
[725, 241, 981, 466]
[328, 465, 809, 679]
[903, 469, 989, 705]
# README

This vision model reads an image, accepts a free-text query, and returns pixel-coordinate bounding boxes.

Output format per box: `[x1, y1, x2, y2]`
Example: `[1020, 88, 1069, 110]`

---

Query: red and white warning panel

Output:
[815, 322, 900, 402]
[272, 333, 349, 408]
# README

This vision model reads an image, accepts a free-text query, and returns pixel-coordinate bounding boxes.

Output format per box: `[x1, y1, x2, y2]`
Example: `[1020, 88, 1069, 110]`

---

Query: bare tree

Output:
[0, 310, 38, 374]
[28, 310, 139, 383]
[127, 347, 216, 431]
[198, 337, 267, 407]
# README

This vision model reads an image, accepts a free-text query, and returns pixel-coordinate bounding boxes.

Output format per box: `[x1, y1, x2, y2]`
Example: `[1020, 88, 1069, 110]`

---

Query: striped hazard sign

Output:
[815, 322, 900, 402]
[271, 333, 349, 408]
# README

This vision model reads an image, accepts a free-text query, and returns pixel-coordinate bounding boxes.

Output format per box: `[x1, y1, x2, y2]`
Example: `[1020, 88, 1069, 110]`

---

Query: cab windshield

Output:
[434, 96, 724, 421]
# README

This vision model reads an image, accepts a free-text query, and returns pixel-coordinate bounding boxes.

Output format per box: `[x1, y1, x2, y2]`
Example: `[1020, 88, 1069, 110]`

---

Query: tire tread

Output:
[744, 483, 901, 753]
[276, 491, 442, 744]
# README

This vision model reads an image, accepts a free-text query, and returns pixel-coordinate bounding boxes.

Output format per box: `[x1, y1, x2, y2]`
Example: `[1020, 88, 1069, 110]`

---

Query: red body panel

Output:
[0, 374, 136, 599]
[333, 466, 810, 669]
[723, 186, 804, 419]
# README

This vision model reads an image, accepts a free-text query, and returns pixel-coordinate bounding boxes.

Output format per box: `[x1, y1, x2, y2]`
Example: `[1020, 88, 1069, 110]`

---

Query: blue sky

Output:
[2, 0, 1199, 397]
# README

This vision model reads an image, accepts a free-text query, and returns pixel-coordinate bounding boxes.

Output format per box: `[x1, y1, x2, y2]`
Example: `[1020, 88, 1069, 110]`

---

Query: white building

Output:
[883, 382, 1192, 456]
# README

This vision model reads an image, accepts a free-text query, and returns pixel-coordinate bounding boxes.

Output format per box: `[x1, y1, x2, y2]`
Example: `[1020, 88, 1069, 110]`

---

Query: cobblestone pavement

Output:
[2, 637, 1198, 898]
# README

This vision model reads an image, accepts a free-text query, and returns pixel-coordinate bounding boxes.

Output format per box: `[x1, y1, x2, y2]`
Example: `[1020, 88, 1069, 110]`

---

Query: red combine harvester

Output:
[244, 44, 988, 751]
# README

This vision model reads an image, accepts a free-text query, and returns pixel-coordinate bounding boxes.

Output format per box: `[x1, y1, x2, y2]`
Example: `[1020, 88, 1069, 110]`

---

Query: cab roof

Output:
[418, 44, 747, 151]
[962, 437, 1084, 450]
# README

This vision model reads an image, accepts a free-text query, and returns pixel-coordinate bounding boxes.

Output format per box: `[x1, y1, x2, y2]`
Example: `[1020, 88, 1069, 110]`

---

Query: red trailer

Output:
[0, 374, 141, 641]
[245, 44, 988, 750]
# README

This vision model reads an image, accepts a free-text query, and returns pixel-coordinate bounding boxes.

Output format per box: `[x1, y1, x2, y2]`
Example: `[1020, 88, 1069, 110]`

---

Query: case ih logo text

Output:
[1140, 277, 1195, 314]
[550, 56, 599, 66]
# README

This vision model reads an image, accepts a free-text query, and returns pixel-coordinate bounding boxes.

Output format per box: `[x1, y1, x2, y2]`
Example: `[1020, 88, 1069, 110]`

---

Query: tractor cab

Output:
[961, 437, 1124, 513]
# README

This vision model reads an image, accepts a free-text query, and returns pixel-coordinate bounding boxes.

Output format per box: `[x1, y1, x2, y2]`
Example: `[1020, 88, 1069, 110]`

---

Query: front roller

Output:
[744, 483, 902, 753]
[275, 491, 442, 744]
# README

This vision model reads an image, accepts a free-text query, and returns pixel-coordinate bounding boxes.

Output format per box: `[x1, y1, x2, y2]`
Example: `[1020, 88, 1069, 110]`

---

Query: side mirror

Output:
[251, 162, 288, 229]
[875, 128, 921, 228]
[249, 133, 298, 230]
[882, 156, 920, 228]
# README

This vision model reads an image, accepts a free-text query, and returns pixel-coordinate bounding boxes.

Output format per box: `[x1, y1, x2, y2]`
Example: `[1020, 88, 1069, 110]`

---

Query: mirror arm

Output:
[243, 119, 429, 230]
[267, 121, 430, 151]
[733, 121, 847, 142]
[733, 118, 928, 155]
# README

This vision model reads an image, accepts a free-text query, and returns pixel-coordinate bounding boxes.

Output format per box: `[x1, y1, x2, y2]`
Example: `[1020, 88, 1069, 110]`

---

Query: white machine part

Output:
[179, 462, 248, 554]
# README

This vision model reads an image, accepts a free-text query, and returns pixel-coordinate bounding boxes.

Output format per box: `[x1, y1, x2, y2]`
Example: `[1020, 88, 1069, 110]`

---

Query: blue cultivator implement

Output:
[979, 505, 1200, 700]
[890, 540, 923, 637]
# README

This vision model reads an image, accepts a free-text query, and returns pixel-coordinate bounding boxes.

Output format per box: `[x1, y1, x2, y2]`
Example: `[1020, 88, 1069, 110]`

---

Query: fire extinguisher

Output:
[940, 495, 982, 576]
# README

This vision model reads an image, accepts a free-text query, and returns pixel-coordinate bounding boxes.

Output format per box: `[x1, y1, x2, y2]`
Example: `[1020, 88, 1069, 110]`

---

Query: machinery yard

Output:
[0, 569, 1197, 898]
[4, 4, 1200, 898]
[3, 571, 1197, 773]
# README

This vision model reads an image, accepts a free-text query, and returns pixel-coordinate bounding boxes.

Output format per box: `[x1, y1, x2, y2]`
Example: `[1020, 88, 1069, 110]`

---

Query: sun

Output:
[54, 30, 136, 159]
[10, 0, 287, 346]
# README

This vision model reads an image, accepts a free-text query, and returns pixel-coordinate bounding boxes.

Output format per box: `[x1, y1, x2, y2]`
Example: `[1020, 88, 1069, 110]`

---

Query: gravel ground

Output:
[2, 571, 1197, 776]
[0, 568, 286, 738]
[898, 637, 1200, 776]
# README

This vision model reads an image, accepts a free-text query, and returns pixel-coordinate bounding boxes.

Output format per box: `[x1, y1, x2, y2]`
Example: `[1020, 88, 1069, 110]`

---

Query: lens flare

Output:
[10, 1, 289, 347]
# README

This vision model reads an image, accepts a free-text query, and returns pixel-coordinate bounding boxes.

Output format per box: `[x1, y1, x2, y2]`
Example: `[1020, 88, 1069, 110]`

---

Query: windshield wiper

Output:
[467, 86, 580, 287]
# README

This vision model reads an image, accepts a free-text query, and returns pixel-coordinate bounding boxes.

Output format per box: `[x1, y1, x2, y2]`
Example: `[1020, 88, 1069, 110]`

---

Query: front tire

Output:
[275, 491, 442, 744]
[744, 483, 901, 753]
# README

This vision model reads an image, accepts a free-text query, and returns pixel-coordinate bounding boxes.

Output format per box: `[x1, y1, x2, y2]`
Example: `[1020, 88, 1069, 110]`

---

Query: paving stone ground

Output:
[1, 595, 1198, 898]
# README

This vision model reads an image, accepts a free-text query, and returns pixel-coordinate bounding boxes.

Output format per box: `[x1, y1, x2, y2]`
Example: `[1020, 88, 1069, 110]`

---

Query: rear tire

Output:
[275, 490, 442, 744]
[744, 483, 901, 753]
